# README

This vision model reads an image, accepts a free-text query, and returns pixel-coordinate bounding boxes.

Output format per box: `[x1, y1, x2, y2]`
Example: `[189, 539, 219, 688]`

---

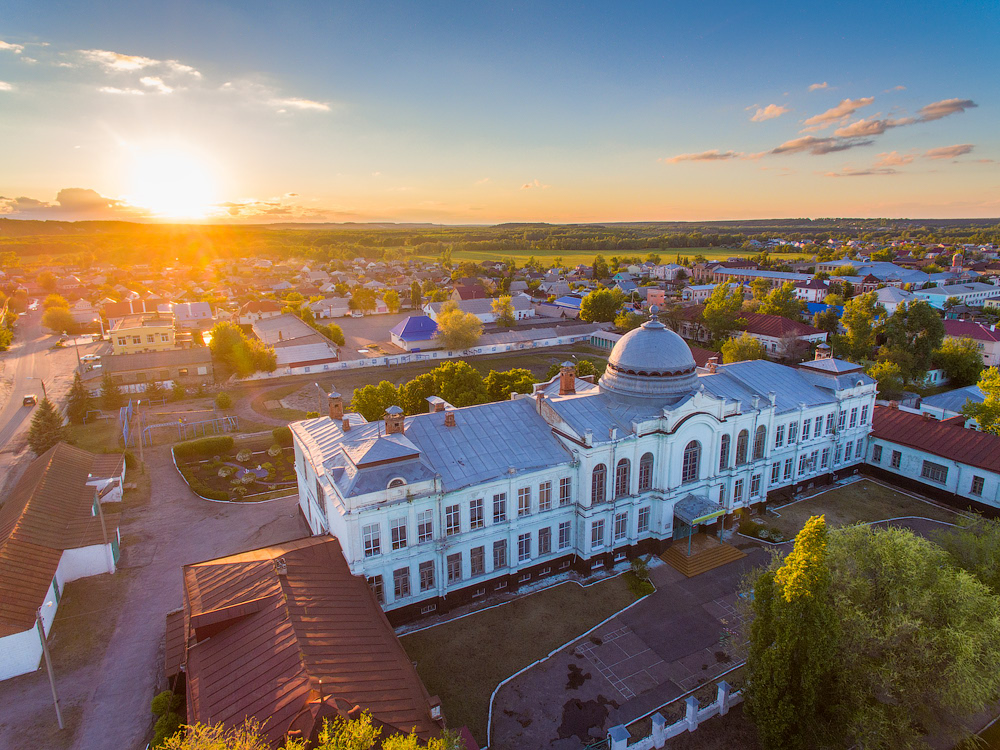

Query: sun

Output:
[125, 146, 218, 219]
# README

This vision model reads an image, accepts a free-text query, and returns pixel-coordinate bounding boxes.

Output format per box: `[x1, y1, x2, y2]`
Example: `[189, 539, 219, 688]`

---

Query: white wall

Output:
[57, 542, 115, 584]
[0, 579, 58, 681]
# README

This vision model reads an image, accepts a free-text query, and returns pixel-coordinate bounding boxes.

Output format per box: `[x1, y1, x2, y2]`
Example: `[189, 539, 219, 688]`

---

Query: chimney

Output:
[584, 428, 593, 447]
[815, 343, 833, 360]
[444, 412, 456, 428]
[889, 400, 899, 410]
[384, 405, 405, 434]
[559, 361, 576, 395]
[328, 390, 343, 420]
[426, 396, 447, 413]
[275, 557, 287, 577]
[342, 417, 351, 432]
[706, 356, 719, 374]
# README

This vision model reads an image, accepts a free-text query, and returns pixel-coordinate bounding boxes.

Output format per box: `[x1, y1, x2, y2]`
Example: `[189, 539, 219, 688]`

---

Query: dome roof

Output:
[599, 311, 697, 400]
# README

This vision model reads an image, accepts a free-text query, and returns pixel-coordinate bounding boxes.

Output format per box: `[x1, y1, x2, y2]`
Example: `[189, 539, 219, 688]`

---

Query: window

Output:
[558, 521, 571, 549]
[388, 478, 405, 489]
[390, 517, 407, 550]
[493, 492, 507, 523]
[890, 450, 901, 469]
[639, 453, 654, 491]
[774, 424, 785, 448]
[860, 405, 869, 424]
[771, 461, 781, 483]
[788, 422, 798, 443]
[750, 474, 761, 497]
[393, 568, 410, 599]
[447, 553, 462, 583]
[591, 519, 606, 550]
[471, 546, 485, 576]
[921, 460, 948, 484]
[470, 498, 484, 529]
[539, 527, 552, 555]
[734, 478, 744, 504]
[682, 441, 701, 484]
[752, 426, 766, 460]
[368, 575, 384, 604]
[131, 335, 141, 345]
[719, 434, 731, 470]
[826, 413, 835, 434]
[615, 459, 630, 497]
[855, 440, 864, 460]
[146, 334, 155, 344]
[517, 487, 531, 517]
[719, 485, 726, 504]
[801, 420, 811, 441]
[559, 477, 572, 506]
[160, 333, 169, 342]
[838, 410, 846, 431]
[614, 512, 628, 542]
[735, 430, 749, 464]
[592, 464, 607, 504]
[783, 458, 793, 480]
[117, 337, 126, 346]
[419, 560, 435, 591]
[445, 504, 461, 536]
[538, 481, 552, 511]
[493, 539, 508, 569]
[821, 448, 830, 469]
[518, 533, 531, 563]
[798, 455, 808, 476]
[972, 476, 985, 496]
[834, 445, 842, 464]
[638, 507, 650, 533]
[362, 523, 381, 557]
[417, 510, 433, 543]
[849, 408, 858, 428]
[814, 416, 823, 436]
[871, 444, 882, 463]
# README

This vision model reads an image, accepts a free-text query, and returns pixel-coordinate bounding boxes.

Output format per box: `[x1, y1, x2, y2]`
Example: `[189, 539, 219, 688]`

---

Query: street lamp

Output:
[29, 376, 47, 401]
[35, 601, 64, 730]
[93, 317, 105, 339]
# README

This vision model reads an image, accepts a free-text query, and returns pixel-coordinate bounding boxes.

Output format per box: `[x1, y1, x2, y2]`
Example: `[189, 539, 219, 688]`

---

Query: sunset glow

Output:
[124, 147, 218, 219]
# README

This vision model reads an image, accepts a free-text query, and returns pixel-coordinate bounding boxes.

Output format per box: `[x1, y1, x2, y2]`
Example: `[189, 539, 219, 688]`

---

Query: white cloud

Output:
[770, 135, 873, 155]
[808, 82, 828, 91]
[475, 177, 490, 185]
[875, 151, 914, 167]
[825, 166, 899, 177]
[833, 116, 913, 138]
[139, 76, 173, 94]
[270, 96, 330, 112]
[0, 40, 24, 54]
[924, 144, 974, 160]
[520, 178, 550, 189]
[0, 81, 13, 92]
[99, 86, 145, 95]
[802, 97, 875, 128]
[663, 149, 742, 163]
[918, 98, 977, 122]
[78, 49, 202, 78]
[750, 104, 790, 122]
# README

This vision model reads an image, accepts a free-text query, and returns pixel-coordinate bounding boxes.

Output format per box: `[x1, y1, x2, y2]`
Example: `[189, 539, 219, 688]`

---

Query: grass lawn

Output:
[65, 419, 122, 454]
[400, 576, 638, 746]
[767, 479, 962, 539]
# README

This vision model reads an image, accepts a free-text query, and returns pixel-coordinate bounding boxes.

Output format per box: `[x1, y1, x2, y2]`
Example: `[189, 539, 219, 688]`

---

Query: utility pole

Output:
[66, 330, 82, 368]
[35, 603, 64, 730]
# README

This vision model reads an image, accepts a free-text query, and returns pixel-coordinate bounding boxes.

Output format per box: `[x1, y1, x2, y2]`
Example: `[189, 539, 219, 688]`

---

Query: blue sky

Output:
[1, 0, 998, 222]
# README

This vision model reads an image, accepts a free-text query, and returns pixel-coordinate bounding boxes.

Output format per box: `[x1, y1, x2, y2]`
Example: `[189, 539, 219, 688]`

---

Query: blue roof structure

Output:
[805, 302, 845, 318]
[389, 315, 437, 342]
[554, 295, 583, 309]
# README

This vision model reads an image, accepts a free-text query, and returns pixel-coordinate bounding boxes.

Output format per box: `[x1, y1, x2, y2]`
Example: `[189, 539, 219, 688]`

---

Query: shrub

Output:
[240, 472, 255, 485]
[630, 555, 650, 581]
[214, 392, 233, 409]
[234, 486, 248, 496]
[624, 570, 655, 598]
[218, 466, 235, 478]
[151, 690, 182, 717]
[267, 444, 282, 457]
[170, 383, 186, 401]
[272, 425, 293, 447]
[150, 690, 183, 747]
[236, 448, 253, 463]
[173, 435, 235, 460]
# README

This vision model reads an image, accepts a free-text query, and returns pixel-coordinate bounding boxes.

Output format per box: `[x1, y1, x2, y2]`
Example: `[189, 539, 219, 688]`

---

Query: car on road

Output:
[23, 394, 37, 406]
[80, 354, 102, 363]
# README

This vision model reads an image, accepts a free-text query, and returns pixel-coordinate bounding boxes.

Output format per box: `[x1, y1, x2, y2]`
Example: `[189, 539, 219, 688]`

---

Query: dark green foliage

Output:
[214, 391, 233, 409]
[66, 371, 90, 424]
[100, 370, 123, 411]
[150, 688, 183, 747]
[28, 398, 68, 455]
[208, 321, 277, 378]
[483, 368, 535, 402]
[173, 435, 234, 460]
[171, 383, 186, 401]
[272, 425, 293, 447]
[544, 359, 600, 380]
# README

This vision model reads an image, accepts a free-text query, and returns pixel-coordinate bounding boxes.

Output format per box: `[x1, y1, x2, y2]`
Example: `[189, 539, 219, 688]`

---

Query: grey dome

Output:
[599, 316, 697, 400]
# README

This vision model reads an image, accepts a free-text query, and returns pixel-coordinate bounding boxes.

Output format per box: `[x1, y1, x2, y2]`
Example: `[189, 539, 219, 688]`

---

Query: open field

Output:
[400, 576, 638, 745]
[410, 246, 814, 267]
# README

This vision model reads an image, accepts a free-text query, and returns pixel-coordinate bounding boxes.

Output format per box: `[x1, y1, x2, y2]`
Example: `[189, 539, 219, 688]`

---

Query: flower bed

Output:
[173, 439, 297, 502]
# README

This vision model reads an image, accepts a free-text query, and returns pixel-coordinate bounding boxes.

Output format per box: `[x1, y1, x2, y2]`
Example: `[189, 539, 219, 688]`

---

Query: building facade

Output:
[111, 313, 176, 355]
[291, 317, 876, 623]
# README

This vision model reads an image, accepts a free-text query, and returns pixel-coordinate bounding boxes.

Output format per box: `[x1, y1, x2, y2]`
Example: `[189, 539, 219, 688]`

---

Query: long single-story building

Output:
[80, 348, 215, 395]
[390, 315, 438, 351]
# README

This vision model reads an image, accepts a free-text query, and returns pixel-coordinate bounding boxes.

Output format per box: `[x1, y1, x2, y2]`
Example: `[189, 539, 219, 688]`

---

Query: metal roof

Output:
[872, 406, 1000, 474]
[389, 315, 438, 341]
[920, 385, 984, 414]
[700, 360, 844, 413]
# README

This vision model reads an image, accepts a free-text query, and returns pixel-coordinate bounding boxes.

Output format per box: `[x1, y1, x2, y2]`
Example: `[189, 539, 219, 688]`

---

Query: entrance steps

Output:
[661, 534, 746, 577]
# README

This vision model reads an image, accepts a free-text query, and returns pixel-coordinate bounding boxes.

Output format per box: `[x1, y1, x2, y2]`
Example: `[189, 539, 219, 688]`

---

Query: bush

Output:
[624, 570, 655, 598]
[150, 690, 183, 748]
[170, 383, 186, 401]
[306, 410, 319, 418]
[267, 444, 282, 457]
[173, 435, 234, 460]
[151, 690, 182, 717]
[236, 448, 253, 463]
[272, 425, 293, 447]
[214, 392, 233, 409]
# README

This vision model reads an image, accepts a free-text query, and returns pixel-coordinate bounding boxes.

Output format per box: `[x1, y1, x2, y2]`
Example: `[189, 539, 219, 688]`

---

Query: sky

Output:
[1, 0, 998, 223]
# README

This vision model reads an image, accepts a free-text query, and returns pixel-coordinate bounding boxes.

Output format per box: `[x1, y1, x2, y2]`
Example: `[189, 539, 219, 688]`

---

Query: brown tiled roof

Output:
[0, 443, 117, 637]
[689, 345, 720, 368]
[943, 320, 1000, 343]
[740, 312, 823, 338]
[181, 537, 439, 748]
[871, 406, 1000, 474]
[91, 453, 126, 479]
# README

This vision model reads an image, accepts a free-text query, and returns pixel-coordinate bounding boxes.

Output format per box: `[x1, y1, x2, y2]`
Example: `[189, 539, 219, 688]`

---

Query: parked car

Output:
[23, 394, 37, 406]
[80, 354, 101, 363]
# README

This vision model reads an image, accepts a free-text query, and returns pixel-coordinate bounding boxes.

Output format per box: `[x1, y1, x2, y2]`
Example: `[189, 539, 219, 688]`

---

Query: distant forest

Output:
[1, 217, 998, 268]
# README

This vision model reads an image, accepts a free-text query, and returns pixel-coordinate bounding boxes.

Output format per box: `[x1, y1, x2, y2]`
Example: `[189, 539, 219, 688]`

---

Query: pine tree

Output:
[27, 398, 67, 455]
[66, 371, 91, 424]
[100, 370, 123, 411]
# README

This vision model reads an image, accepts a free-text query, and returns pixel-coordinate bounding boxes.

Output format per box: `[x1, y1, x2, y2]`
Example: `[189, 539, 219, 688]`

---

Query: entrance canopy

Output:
[674, 494, 725, 526]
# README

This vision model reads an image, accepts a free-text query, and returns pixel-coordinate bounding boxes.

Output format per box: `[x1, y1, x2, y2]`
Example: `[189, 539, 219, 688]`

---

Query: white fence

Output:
[608, 680, 742, 750]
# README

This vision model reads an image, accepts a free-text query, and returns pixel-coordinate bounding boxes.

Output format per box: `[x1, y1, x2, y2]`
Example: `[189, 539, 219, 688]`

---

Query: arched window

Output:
[615, 458, 630, 498]
[592, 464, 607, 505]
[681, 441, 701, 484]
[388, 478, 406, 489]
[735, 430, 749, 465]
[719, 434, 731, 471]
[638, 453, 654, 491]
[752, 425, 767, 460]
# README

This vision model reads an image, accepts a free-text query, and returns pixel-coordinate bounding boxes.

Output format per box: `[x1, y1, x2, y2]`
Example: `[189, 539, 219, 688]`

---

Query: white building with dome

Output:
[290, 315, 877, 622]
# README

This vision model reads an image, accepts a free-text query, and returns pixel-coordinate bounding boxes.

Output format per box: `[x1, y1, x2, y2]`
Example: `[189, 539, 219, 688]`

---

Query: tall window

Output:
[719, 434, 731, 470]
[592, 464, 607, 504]
[493, 539, 508, 569]
[393, 568, 410, 599]
[417, 510, 433, 543]
[890, 450, 901, 469]
[470, 546, 485, 576]
[470, 498, 484, 530]
[860, 405, 869, 424]
[419, 560, 435, 591]
[368, 576, 384, 604]
[788, 422, 798, 443]
[591, 519, 606, 550]
[802, 420, 811, 441]
[445, 504, 461, 536]
[614, 512, 628, 542]
[493, 492, 507, 523]
[363, 523, 381, 557]
[615, 459, 630, 498]
[638, 453, 654, 491]
[538, 527, 552, 555]
[518, 533, 531, 563]
[750, 474, 761, 498]
[517, 487, 531, 517]
[733, 478, 744, 504]
[849, 407, 858, 428]
[814, 416, 823, 436]
[390, 517, 407, 550]
[558, 521, 571, 549]
[774, 424, 785, 448]
[783, 458, 793, 480]
[855, 440, 864, 460]
[735, 430, 749, 464]
[872, 444, 882, 463]
[681, 441, 701, 484]
[838, 410, 846, 431]
[771, 461, 781, 483]
[752, 426, 766, 460]
[826, 413, 835, 434]
[447, 553, 462, 583]
[821, 448, 830, 469]
[538, 481, 552, 511]
[798, 455, 808, 476]
[972, 476, 985, 496]
[559, 477, 572, 506]
[637, 507, 650, 533]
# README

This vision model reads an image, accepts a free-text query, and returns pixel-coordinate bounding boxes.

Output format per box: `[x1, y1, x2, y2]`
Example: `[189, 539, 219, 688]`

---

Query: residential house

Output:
[237, 300, 283, 326]
[874, 286, 914, 314]
[104, 298, 168, 329]
[913, 282, 1000, 310]
[390, 316, 438, 352]
[80, 348, 214, 394]
[111, 313, 176, 355]
[424, 297, 534, 323]
[943, 320, 1000, 366]
[653, 264, 685, 282]
[919, 385, 984, 420]
[793, 278, 830, 303]
[171, 302, 213, 329]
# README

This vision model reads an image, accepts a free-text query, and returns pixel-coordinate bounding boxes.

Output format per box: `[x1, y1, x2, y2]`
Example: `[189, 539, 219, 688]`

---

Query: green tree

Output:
[964, 367, 1000, 434]
[100, 370, 123, 410]
[432, 360, 486, 407]
[317, 322, 345, 346]
[27, 398, 68, 455]
[933, 336, 984, 387]
[215, 392, 233, 409]
[383, 290, 401, 314]
[37, 270, 57, 293]
[484, 368, 536, 402]
[702, 283, 745, 341]
[812, 308, 839, 335]
[614, 310, 644, 332]
[592, 254, 609, 281]
[881, 300, 945, 381]
[398, 372, 437, 415]
[830, 264, 857, 277]
[491, 295, 516, 327]
[436, 302, 483, 350]
[43, 293, 69, 309]
[721, 333, 765, 363]
[866, 360, 905, 397]
[350, 381, 401, 421]
[937, 515, 1000, 595]
[580, 288, 625, 323]
[66, 371, 90, 424]
[746, 516, 838, 750]
[837, 291, 882, 361]
[759, 282, 804, 319]
[41, 305, 76, 334]
[349, 287, 377, 314]
[750, 277, 770, 302]
[409, 280, 422, 310]
[208, 322, 278, 378]
[545, 358, 599, 380]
